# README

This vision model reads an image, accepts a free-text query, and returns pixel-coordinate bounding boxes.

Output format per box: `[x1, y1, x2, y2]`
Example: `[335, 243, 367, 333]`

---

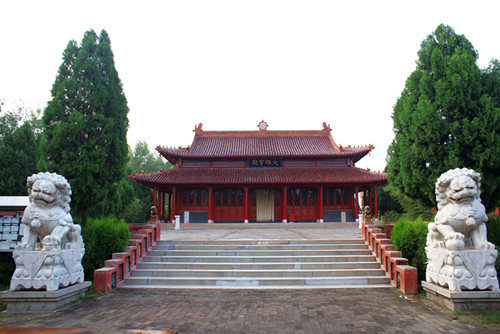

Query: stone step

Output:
[156, 239, 365, 246]
[136, 261, 382, 270]
[153, 243, 368, 251]
[142, 254, 377, 263]
[124, 238, 391, 289]
[130, 268, 386, 278]
[125, 276, 391, 287]
[147, 249, 373, 257]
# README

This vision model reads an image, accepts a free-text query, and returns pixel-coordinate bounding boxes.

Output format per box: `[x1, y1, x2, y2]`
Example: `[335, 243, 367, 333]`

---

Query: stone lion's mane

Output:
[26, 172, 72, 213]
[435, 168, 481, 210]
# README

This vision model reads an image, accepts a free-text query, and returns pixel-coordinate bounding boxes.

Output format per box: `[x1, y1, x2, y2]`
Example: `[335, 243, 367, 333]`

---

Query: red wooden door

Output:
[214, 188, 244, 221]
[287, 188, 316, 221]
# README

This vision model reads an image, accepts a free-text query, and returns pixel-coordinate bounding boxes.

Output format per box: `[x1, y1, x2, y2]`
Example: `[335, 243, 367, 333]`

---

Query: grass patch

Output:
[81, 285, 107, 300]
[477, 311, 500, 326]
[0, 298, 5, 312]
[456, 310, 500, 330]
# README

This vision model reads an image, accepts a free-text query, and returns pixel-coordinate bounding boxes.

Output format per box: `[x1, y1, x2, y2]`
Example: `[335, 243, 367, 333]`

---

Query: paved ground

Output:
[1, 287, 497, 333]
[159, 222, 363, 240]
[1, 223, 498, 333]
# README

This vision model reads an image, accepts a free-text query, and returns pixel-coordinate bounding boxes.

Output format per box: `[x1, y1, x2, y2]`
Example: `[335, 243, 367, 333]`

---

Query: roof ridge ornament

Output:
[257, 120, 269, 131]
[194, 123, 203, 135]
[322, 122, 331, 132]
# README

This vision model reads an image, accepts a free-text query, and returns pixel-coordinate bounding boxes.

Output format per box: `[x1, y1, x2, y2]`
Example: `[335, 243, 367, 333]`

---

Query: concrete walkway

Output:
[1, 224, 498, 333]
[160, 222, 363, 241]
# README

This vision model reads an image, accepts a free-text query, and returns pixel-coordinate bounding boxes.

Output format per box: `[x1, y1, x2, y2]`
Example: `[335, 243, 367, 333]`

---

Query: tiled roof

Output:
[157, 125, 373, 162]
[131, 167, 387, 186]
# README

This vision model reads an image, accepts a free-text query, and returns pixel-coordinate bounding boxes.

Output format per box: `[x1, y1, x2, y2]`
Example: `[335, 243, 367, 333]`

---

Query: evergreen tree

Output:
[129, 141, 172, 174]
[0, 110, 20, 141]
[0, 121, 40, 195]
[387, 24, 500, 211]
[39, 29, 129, 223]
[120, 141, 172, 223]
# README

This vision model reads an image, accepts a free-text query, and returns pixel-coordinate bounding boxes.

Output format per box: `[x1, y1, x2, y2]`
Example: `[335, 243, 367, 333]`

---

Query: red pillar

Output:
[282, 187, 287, 223]
[244, 187, 249, 223]
[208, 187, 213, 223]
[163, 192, 167, 221]
[157, 192, 162, 221]
[153, 187, 157, 207]
[355, 185, 359, 220]
[171, 187, 177, 222]
[161, 192, 165, 221]
[318, 186, 324, 223]
[167, 192, 171, 223]
[374, 185, 379, 219]
[368, 188, 372, 217]
[160, 191, 165, 220]
[351, 188, 355, 220]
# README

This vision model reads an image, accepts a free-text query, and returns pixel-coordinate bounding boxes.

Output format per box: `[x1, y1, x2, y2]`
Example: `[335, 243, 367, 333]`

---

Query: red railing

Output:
[361, 220, 418, 294]
[93, 221, 161, 292]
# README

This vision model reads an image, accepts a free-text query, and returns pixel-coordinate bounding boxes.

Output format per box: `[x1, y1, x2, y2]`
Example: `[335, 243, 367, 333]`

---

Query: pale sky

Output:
[1, 1, 499, 172]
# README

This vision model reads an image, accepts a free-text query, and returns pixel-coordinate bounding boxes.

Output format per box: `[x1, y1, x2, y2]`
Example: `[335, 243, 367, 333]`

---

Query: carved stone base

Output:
[426, 248, 499, 292]
[10, 249, 85, 291]
[423, 281, 500, 312]
[0, 281, 91, 313]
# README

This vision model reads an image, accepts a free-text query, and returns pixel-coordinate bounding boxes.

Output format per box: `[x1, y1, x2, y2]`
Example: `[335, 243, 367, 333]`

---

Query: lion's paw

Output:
[41, 235, 61, 251]
[435, 241, 446, 248]
[16, 243, 35, 251]
[477, 241, 496, 250]
[445, 233, 465, 250]
[31, 219, 41, 228]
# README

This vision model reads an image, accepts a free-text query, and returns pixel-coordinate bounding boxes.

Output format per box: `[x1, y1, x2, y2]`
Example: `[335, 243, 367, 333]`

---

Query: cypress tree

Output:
[387, 24, 500, 211]
[0, 121, 39, 195]
[39, 29, 129, 223]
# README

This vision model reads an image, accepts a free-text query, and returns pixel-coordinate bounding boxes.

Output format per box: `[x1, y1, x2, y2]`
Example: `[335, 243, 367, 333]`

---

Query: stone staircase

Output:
[124, 239, 392, 288]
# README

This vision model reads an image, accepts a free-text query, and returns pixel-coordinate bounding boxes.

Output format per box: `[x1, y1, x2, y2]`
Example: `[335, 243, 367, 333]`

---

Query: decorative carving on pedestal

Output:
[426, 248, 498, 292]
[11, 249, 84, 291]
[425, 168, 498, 292]
[10, 172, 85, 292]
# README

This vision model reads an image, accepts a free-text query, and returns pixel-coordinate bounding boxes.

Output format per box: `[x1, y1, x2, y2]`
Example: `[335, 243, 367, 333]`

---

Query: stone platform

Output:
[160, 222, 362, 240]
[0, 281, 91, 313]
[422, 281, 500, 312]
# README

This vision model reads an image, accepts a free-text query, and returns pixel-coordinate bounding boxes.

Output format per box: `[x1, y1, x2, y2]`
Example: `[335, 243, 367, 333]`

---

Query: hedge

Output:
[81, 216, 130, 279]
[391, 215, 500, 284]
[390, 217, 428, 283]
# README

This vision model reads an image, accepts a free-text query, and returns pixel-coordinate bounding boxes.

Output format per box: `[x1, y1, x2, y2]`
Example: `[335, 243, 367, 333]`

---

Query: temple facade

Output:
[130, 121, 387, 223]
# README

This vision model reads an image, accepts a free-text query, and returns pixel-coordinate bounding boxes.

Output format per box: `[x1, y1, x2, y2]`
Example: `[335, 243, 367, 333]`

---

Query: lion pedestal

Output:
[0, 172, 90, 312]
[10, 248, 84, 291]
[423, 168, 500, 311]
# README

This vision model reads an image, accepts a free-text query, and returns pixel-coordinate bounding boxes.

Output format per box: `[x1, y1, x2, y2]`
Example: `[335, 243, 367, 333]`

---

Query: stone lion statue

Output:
[363, 206, 372, 221]
[150, 205, 159, 221]
[18, 172, 83, 251]
[427, 168, 493, 250]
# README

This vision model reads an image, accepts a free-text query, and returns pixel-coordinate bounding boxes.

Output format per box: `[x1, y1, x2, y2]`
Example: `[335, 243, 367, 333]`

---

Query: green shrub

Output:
[486, 215, 500, 247]
[486, 215, 500, 277]
[0, 252, 15, 290]
[81, 217, 130, 279]
[380, 210, 401, 223]
[120, 197, 151, 223]
[390, 215, 500, 286]
[390, 217, 428, 282]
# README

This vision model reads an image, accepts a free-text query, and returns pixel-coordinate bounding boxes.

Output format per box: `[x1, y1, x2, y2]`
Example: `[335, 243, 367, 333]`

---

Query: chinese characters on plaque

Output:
[248, 158, 282, 168]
